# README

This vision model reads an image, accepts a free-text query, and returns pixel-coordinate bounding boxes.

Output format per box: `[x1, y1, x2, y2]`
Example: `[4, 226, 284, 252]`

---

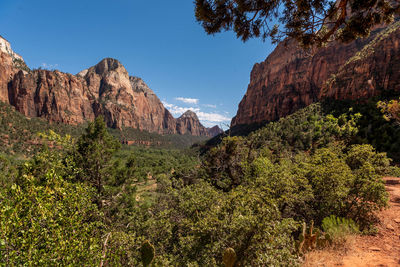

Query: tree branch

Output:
[99, 232, 112, 267]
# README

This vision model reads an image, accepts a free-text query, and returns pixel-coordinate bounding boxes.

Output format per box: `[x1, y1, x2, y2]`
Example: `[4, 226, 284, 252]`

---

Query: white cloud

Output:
[175, 97, 199, 105]
[162, 100, 231, 128]
[162, 101, 200, 116]
[203, 104, 217, 109]
[41, 63, 58, 69]
[196, 112, 230, 123]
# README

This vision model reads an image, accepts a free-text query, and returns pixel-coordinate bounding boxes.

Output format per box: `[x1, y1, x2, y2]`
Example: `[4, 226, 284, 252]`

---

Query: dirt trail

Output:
[303, 176, 400, 267]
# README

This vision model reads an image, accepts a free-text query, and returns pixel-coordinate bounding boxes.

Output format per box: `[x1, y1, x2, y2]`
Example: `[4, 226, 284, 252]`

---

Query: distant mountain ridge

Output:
[232, 20, 400, 127]
[0, 36, 222, 137]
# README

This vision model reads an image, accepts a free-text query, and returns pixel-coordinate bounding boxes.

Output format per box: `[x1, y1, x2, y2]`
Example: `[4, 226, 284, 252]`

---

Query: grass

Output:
[301, 236, 357, 267]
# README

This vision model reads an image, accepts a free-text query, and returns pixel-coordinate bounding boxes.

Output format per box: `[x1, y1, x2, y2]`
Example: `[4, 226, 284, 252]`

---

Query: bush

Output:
[150, 181, 299, 266]
[344, 145, 389, 229]
[302, 147, 354, 224]
[0, 150, 103, 265]
[322, 215, 359, 244]
[390, 166, 400, 177]
[247, 157, 314, 221]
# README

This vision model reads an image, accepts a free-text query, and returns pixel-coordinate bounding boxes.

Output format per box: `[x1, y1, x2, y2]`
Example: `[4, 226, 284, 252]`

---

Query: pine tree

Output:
[195, 0, 400, 47]
[74, 116, 121, 203]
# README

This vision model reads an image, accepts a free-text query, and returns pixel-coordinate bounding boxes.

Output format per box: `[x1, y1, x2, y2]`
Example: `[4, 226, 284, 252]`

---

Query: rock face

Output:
[0, 48, 14, 103]
[207, 125, 224, 136]
[0, 38, 220, 136]
[232, 21, 400, 127]
[176, 110, 209, 136]
[0, 35, 23, 62]
[0, 35, 26, 103]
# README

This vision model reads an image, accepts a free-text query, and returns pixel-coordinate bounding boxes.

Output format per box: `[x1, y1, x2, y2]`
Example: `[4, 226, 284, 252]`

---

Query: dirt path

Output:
[303, 176, 400, 267]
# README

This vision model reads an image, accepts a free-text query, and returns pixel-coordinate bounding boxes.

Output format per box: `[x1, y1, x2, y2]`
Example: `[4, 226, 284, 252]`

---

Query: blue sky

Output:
[0, 0, 276, 128]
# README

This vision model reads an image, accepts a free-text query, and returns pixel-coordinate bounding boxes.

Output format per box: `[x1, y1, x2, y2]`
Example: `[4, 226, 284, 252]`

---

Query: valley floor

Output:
[303, 176, 400, 267]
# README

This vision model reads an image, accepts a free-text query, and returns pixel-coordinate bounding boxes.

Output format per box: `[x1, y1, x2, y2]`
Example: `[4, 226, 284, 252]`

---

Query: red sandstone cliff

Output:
[0, 35, 25, 103]
[232, 21, 400, 127]
[176, 110, 210, 136]
[0, 36, 220, 137]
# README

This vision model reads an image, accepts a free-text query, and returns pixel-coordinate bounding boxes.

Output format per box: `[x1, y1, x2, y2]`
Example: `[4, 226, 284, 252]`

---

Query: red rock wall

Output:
[0, 54, 221, 136]
[232, 21, 400, 127]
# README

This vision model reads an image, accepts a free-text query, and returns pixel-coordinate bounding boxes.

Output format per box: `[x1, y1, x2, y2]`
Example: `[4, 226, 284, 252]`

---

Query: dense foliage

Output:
[322, 97, 400, 162]
[0, 102, 395, 265]
[0, 134, 103, 266]
[378, 97, 400, 125]
[195, 0, 400, 47]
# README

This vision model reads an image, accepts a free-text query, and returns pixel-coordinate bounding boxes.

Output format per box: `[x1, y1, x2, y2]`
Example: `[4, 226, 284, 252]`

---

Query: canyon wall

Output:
[0, 36, 221, 136]
[232, 21, 400, 127]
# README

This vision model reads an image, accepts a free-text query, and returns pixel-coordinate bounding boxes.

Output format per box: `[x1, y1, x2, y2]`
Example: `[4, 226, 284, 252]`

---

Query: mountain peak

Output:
[0, 35, 24, 62]
[180, 110, 198, 119]
[0, 36, 214, 137]
[176, 111, 221, 136]
[94, 58, 125, 75]
[207, 125, 224, 136]
[77, 58, 126, 78]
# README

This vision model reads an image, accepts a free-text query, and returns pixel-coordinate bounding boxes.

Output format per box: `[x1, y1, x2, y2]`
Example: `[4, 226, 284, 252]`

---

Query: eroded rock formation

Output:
[0, 36, 221, 136]
[232, 21, 400, 127]
[176, 110, 210, 136]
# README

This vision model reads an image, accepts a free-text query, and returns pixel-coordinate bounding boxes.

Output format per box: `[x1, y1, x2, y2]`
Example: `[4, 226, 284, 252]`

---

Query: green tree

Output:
[247, 157, 314, 221]
[378, 98, 400, 125]
[150, 181, 298, 266]
[302, 147, 354, 223]
[74, 116, 120, 198]
[195, 0, 399, 47]
[344, 144, 389, 228]
[202, 136, 249, 191]
[0, 140, 103, 266]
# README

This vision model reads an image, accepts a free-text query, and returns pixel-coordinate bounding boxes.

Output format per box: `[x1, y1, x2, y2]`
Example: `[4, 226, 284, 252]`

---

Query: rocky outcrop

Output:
[0, 49, 14, 103]
[0, 35, 23, 62]
[207, 125, 224, 136]
[75, 58, 179, 132]
[8, 69, 94, 125]
[0, 38, 219, 136]
[176, 110, 209, 136]
[0, 35, 27, 103]
[232, 21, 400, 127]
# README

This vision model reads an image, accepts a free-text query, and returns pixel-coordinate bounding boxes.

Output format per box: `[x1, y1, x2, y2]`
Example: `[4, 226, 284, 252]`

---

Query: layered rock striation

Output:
[232, 21, 400, 127]
[0, 37, 221, 137]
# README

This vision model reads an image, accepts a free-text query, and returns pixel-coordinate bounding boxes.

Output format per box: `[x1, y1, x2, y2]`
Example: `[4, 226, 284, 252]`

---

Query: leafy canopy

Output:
[195, 0, 400, 47]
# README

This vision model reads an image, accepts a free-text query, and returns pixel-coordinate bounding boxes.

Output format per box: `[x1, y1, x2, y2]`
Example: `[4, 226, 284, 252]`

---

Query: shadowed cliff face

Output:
[0, 42, 222, 136]
[232, 21, 400, 127]
[207, 125, 224, 136]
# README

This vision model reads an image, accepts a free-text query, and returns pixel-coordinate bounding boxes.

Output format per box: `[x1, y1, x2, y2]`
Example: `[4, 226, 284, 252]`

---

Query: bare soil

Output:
[303, 176, 400, 267]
